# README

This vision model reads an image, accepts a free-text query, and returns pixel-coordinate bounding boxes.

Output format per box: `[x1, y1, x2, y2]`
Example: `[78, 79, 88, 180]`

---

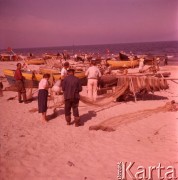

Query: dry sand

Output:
[0, 61, 178, 180]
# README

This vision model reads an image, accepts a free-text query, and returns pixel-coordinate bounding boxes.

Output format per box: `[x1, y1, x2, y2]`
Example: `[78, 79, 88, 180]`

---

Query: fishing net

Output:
[80, 81, 129, 106]
[89, 101, 177, 132]
[80, 75, 169, 106]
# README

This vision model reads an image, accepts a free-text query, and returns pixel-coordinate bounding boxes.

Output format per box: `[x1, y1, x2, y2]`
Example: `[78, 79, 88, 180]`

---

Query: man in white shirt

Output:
[85, 60, 101, 101]
[138, 57, 145, 73]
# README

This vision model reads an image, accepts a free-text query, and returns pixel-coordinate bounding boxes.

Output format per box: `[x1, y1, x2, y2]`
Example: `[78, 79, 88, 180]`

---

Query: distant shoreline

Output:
[1, 41, 178, 63]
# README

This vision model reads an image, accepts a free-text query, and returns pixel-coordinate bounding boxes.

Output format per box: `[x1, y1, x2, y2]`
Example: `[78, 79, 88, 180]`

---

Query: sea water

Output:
[1, 41, 178, 64]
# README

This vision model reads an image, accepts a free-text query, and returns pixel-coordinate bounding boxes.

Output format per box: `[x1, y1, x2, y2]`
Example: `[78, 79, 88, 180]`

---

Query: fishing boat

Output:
[39, 67, 60, 74]
[25, 58, 46, 65]
[0, 52, 18, 61]
[39, 68, 87, 85]
[3, 69, 43, 88]
[107, 59, 139, 69]
[3, 69, 87, 88]
[119, 52, 129, 60]
[39, 66, 87, 74]
[0, 47, 27, 61]
[42, 53, 57, 60]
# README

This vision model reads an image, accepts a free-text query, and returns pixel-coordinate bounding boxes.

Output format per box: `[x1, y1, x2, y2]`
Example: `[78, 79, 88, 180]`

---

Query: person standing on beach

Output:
[85, 60, 101, 101]
[14, 63, 27, 103]
[156, 57, 160, 71]
[164, 55, 168, 66]
[38, 73, 51, 122]
[138, 57, 145, 73]
[62, 69, 82, 126]
[61, 61, 70, 79]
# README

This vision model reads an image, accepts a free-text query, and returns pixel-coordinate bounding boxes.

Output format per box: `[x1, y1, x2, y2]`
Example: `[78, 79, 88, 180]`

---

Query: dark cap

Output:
[63, 61, 69, 67]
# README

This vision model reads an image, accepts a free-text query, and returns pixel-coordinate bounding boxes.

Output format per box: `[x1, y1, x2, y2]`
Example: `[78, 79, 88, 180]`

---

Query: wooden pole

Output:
[130, 77, 137, 102]
[165, 78, 178, 80]
[170, 80, 178, 85]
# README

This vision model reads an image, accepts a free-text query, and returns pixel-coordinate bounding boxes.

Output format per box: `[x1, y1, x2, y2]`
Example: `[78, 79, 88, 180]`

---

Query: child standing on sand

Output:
[38, 73, 51, 122]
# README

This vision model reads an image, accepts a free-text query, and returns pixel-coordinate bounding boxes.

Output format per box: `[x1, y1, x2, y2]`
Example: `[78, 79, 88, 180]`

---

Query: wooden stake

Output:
[130, 77, 137, 102]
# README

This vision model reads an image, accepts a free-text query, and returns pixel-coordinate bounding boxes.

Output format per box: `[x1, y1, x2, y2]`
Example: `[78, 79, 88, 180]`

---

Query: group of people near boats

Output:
[14, 60, 102, 126]
[13, 52, 169, 125]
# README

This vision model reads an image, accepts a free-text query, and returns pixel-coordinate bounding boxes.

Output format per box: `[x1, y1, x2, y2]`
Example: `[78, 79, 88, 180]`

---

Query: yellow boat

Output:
[3, 69, 87, 88]
[39, 67, 86, 75]
[39, 67, 60, 74]
[25, 58, 46, 65]
[107, 59, 139, 69]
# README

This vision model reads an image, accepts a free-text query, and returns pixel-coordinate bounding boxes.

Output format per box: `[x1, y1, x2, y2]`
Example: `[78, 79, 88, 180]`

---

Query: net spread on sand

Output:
[89, 101, 177, 132]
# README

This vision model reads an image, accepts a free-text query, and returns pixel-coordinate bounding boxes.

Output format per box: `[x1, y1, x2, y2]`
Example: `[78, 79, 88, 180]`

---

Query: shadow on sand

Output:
[136, 93, 168, 101]
[117, 92, 168, 102]
[47, 108, 65, 121]
[78, 110, 97, 126]
[47, 109, 97, 126]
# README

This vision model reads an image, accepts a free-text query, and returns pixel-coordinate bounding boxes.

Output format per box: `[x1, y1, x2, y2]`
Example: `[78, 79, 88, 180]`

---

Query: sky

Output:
[0, 0, 178, 49]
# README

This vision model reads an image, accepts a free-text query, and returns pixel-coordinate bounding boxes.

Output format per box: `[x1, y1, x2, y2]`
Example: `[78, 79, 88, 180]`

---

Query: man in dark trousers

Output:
[14, 63, 27, 103]
[62, 69, 82, 126]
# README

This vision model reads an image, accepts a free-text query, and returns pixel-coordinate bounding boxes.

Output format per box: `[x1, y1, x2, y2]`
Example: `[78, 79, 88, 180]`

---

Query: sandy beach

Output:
[0, 61, 178, 180]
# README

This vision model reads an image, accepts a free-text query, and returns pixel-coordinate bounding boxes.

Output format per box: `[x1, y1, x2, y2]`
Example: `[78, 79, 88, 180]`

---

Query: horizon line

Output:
[1, 40, 178, 51]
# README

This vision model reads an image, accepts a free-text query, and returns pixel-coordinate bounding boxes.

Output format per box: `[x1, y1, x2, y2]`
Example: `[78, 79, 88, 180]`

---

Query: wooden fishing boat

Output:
[0, 52, 18, 61]
[42, 53, 58, 60]
[98, 75, 118, 88]
[39, 67, 86, 77]
[3, 69, 87, 88]
[25, 58, 46, 65]
[39, 67, 60, 74]
[119, 52, 129, 60]
[107, 59, 139, 69]
[3, 69, 43, 88]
